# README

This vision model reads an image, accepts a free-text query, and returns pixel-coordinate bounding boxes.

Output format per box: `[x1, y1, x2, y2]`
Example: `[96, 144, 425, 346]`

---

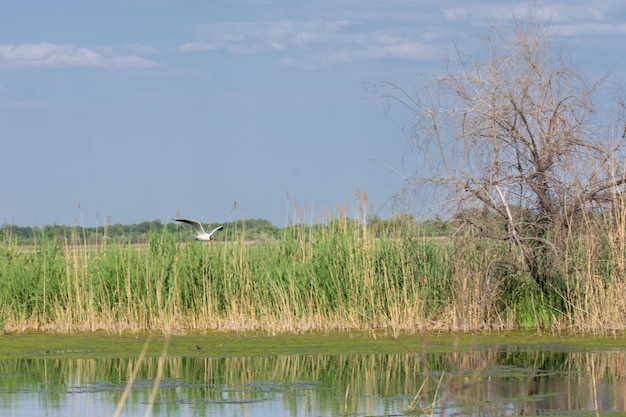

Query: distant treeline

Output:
[1, 214, 455, 245]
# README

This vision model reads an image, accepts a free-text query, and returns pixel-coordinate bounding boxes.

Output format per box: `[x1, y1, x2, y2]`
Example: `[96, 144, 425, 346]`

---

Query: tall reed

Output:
[1, 199, 626, 334]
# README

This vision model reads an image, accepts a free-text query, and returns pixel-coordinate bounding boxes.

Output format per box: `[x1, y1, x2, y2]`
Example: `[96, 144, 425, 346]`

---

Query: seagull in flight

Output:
[174, 218, 224, 241]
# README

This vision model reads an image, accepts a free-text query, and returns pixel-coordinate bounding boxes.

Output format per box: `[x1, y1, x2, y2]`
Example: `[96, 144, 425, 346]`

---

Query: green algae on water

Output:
[1, 331, 626, 360]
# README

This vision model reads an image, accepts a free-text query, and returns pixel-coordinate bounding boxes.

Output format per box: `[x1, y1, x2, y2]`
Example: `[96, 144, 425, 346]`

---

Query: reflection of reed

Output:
[0, 348, 625, 415]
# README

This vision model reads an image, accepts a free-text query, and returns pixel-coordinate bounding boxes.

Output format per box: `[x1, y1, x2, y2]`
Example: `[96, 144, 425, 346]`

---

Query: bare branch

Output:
[376, 14, 626, 284]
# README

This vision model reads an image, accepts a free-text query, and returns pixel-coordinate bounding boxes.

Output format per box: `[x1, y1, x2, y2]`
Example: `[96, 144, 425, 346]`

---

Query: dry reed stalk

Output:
[112, 334, 152, 417]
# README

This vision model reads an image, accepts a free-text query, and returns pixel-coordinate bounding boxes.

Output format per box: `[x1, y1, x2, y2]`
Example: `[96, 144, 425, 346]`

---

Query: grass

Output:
[1, 204, 626, 334]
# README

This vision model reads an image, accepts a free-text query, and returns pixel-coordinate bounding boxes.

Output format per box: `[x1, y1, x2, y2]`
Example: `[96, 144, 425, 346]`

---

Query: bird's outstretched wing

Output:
[207, 225, 224, 236]
[174, 218, 206, 235]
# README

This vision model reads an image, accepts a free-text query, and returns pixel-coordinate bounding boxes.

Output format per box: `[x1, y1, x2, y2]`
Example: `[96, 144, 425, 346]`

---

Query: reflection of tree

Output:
[0, 348, 625, 415]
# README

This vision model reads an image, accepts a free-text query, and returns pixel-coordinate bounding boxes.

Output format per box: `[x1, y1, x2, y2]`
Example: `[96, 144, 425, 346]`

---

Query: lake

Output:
[0, 332, 624, 416]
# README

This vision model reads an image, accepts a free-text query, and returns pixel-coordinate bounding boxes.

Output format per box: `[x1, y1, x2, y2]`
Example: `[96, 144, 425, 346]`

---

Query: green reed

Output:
[1, 207, 626, 333]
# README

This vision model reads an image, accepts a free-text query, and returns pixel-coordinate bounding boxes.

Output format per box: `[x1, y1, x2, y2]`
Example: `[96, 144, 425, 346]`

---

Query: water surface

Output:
[1, 332, 625, 416]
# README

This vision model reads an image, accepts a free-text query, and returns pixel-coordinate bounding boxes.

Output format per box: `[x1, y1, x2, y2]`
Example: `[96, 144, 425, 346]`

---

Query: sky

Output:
[2, 1, 626, 227]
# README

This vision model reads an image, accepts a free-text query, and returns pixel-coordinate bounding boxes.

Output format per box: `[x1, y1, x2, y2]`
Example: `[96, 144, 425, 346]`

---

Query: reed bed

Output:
[1, 208, 626, 334]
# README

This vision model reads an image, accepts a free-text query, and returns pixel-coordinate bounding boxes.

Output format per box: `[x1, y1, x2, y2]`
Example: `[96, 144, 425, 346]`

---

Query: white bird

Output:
[174, 218, 224, 241]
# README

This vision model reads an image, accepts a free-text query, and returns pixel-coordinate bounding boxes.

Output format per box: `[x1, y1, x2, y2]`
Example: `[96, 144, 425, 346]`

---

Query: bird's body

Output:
[174, 218, 224, 241]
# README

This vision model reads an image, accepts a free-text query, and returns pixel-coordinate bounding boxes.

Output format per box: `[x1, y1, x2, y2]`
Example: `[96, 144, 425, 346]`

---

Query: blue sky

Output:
[1, 1, 625, 227]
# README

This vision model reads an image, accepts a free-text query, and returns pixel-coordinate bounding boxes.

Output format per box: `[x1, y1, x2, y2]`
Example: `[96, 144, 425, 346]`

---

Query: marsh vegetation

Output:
[1, 197, 626, 334]
[3, 16, 626, 335]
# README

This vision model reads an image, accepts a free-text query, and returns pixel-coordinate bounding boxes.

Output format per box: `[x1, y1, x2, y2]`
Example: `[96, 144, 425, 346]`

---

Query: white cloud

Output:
[178, 41, 218, 53]
[175, 2, 626, 68]
[555, 22, 626, 36]
[178, 19, 439, 67]
[0, 42, 159, 71]
[122, 43, 159, 54]
[180, 20, 354, 54]
[442, 2, 618, 26]
[443, 8, 468, 21]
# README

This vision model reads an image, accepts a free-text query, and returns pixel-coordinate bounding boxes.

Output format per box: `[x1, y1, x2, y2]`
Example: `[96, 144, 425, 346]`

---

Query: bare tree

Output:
[377, 17, 626, 285]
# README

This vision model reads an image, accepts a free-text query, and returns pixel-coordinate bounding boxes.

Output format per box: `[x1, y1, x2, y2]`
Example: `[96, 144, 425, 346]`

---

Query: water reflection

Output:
[0, 347, 625, 416]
